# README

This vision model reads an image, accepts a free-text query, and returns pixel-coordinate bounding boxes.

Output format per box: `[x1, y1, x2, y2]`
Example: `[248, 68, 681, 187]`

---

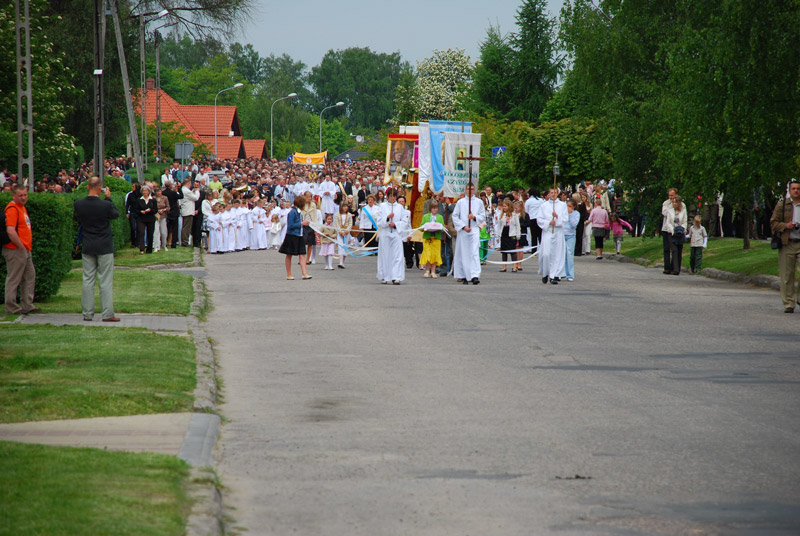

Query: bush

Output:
[0, 192, 73, 301]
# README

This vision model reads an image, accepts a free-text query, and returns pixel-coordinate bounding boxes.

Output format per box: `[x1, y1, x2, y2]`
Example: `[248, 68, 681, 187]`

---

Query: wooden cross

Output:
[457, 145, 485, 221]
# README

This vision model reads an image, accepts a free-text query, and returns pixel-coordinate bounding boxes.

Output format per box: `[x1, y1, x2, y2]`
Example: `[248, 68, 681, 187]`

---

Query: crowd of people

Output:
[2, 156, 799, 314]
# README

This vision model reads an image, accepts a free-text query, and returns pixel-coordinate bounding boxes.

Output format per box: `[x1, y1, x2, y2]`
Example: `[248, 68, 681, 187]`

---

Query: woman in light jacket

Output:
[662, 196, 688, 275]
[587, 198, 609, 259]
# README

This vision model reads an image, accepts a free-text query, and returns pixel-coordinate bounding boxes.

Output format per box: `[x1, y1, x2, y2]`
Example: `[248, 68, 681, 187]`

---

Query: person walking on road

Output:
[73, 176, 120, 322]
[2, 184, 38, 315]
[771, 179, 800, 313]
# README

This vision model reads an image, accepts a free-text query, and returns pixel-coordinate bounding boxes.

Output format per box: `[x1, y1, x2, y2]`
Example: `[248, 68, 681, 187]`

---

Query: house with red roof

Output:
[134, 79, 264, 160]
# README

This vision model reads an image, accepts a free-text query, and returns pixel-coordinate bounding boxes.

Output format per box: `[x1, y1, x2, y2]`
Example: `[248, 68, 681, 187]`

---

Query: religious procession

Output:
[190, 121, 604, 286]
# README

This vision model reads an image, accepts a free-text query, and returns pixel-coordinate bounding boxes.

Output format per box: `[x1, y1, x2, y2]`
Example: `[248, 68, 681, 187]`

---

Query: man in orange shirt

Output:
[3, 184, 38, 314]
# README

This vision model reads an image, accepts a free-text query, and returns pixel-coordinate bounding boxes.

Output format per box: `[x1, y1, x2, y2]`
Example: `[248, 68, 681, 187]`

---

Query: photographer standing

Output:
[73, 177, 120, 322]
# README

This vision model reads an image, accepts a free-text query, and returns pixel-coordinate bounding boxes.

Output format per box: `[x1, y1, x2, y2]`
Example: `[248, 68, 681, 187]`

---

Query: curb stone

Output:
[184, 250, 224, 536]
[612, 254, 781, 291]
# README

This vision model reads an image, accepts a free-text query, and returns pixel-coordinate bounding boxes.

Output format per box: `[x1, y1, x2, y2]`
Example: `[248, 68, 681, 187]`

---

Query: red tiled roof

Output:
[243, 139, 266, 159]
[180, 105, 240, 137]
[198, 135, 245, 160]
[133, 88, 201, 139]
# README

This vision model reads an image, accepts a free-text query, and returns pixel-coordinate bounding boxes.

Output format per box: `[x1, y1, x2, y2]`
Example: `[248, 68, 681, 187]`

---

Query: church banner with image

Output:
[443, 131, 482, 198]
[429, 120, 471, 195]
[384, 134, 417, 185]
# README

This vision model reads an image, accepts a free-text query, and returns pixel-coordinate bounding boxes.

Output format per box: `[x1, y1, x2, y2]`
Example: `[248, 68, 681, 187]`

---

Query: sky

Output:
[238, 0, 565, 70]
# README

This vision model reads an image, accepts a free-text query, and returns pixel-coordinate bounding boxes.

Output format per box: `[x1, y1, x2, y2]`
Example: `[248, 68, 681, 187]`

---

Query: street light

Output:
[270, 92, 297, 159]
[319, 101, 344, 152]
[139, 9, 168, 170]
[214, 83, 244, 159]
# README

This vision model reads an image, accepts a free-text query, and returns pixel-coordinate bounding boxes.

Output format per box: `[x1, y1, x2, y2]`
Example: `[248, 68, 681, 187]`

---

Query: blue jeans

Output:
[564, 235, 576, 279]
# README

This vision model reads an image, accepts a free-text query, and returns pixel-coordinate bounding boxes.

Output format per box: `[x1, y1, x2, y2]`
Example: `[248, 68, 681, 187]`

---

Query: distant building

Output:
[135, 79, 265, 160]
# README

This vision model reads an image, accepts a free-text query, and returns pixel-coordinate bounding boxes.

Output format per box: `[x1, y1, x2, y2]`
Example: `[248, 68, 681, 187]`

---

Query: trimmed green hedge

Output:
[1, 180, 131, 302]
[0, 193, 73, 301]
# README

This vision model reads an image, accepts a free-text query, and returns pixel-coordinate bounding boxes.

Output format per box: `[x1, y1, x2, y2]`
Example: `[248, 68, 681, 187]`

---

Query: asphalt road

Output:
[203, 248, 800, 535]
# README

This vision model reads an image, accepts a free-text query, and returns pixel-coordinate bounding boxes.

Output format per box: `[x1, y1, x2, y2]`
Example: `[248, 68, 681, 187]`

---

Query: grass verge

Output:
[0, 441, 191, 536]
[619, 237, 779, 276]
[72, 246, 195, 269]
[40, 269, 193, 315]
[0, 324, 195, 423]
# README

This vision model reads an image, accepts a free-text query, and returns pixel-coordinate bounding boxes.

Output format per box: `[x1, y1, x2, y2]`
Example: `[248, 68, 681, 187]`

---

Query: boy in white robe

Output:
[376, 189, 409, 284]
[222, 204, 236, 252]
[452, 183, 486, 285]
[536, 188, 568, 284]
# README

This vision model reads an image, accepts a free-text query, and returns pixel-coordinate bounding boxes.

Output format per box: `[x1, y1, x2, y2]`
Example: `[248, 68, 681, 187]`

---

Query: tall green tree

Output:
[310, 47, 408, 130]
[510, 0, 561, 122]
[229, 42, 264, 85]
[471, 24, 516, 118]
[0, 0, 80, 176]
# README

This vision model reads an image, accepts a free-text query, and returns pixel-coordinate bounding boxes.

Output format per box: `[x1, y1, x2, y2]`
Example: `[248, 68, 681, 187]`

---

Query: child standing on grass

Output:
[609, 212, 633, 254]
[687, 215, 708, 274]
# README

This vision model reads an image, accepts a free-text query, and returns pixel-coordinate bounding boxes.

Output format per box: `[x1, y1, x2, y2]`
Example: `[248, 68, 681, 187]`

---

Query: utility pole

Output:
[92, 0, 105, 179]
[155, 29, 162, 163]
[139, 13, 147, 170]
[109, 0, 144, 184]
[15, 0, 34, 190]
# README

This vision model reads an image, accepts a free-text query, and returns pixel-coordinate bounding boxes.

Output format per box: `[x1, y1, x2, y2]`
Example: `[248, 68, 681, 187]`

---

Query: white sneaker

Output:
[566, 278, 574, 281]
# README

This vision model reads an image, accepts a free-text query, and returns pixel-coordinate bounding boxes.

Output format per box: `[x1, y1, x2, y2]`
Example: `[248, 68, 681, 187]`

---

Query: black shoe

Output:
[550, 279, 559, 285]
[542, 276, 548, 284]
[785, 307, 794, 313]
[471, 278, 480, 285]
[552, 277, 560, 282]
[439, 272, 448, 278]
[462, 279, 469, 285]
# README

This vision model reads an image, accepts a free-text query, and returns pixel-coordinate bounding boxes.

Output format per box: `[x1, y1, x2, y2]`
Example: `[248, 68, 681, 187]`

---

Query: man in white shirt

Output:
[180, 178, 199, 246]
[525, 188, 544, 250]
[452, 183, 486, 285]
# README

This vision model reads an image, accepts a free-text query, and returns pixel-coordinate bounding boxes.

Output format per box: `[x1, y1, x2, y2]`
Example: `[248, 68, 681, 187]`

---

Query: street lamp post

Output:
[139, 9, 167, 171]
[214, 83, 244, 159]
[270, 92, 297, 159]
[319, 101, 344, 152]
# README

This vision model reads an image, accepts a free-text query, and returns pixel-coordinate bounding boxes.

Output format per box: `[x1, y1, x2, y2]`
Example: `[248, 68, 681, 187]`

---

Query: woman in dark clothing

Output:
[279, 195, 312, 280]
[575, 192, 589, 256]
[136, 186, 157, 254]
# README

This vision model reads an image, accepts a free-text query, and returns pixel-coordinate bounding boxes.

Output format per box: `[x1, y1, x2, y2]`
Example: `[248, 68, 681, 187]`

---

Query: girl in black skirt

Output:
[279, 196, 312, 280]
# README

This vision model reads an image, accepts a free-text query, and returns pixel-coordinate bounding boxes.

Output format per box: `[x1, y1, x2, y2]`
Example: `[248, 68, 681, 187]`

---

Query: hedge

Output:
[1, 179, 131, 302]
[0, 192, 73, 301]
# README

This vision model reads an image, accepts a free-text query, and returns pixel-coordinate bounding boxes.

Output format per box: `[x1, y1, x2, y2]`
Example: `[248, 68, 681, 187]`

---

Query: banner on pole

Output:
[429, 120, 471, 194]
[384, 134, 417, 185]
[417, 123, 432, 193]
[443, 131, 482, 198]
[292, 151, 327, 165]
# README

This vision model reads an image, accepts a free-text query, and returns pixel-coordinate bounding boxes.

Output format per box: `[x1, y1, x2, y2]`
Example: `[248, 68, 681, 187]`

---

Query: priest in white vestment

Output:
[536, 189, 568, 284]
[452, 183, 486, 285]
[376, 189, 409, 284]
[318, 176, 337, 215]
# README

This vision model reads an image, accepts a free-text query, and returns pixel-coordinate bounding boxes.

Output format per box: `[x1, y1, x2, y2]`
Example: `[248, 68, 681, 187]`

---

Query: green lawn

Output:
[619, 237, 779, 276]
[0, 441, 190, 536]
[41, 268, 194, 315]
[72, 246, 195, 269]
[0, 324, 195, 423]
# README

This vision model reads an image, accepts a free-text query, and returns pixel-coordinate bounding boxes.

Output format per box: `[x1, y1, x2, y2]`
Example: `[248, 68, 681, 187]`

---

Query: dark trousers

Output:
[661, 231, 672, 271]
[404, 241, 421, 268]
[192, 213, 204, 248]
[138, 220, 155, 253]
[439, 239, 452, 275]
[575, 222, 584, 256]
[129, 213, 139, 247]
[690, 246, 703, 272]
[671, 241, 684, 274]
[181, 215, 194, 246]
[530, 224, 542, 250]
[167, 216, 179, 248]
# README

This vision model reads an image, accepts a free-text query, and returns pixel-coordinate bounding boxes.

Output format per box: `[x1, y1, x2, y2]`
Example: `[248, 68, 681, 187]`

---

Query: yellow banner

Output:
[292, 151, 327, 165]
